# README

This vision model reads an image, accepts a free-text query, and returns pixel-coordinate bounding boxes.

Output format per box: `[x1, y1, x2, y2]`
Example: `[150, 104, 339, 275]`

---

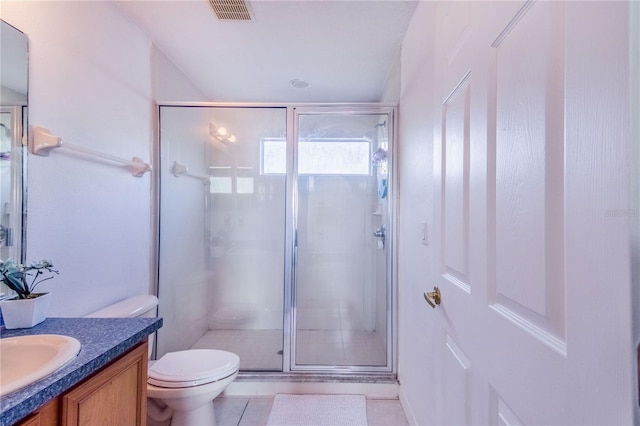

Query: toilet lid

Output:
[148, 349, 240, 388]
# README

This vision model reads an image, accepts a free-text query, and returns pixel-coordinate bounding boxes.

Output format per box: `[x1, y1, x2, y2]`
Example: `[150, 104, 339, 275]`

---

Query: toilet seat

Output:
[148, 349, 240, 388]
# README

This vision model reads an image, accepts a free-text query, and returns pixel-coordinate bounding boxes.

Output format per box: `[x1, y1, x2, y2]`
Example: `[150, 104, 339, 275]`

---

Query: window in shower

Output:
[262, 137, 371, 175]
[209, 167, 232, 193]
[157, 106, 287, 371]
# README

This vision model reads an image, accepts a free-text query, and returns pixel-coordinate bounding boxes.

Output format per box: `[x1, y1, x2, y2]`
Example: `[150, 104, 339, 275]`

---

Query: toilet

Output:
[86, 295, 240, 426]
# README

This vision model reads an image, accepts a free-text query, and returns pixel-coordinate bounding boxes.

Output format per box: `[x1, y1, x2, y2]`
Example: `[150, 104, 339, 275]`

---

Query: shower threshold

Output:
[236, 372, 398, 384]
[226, 372, 400, 398]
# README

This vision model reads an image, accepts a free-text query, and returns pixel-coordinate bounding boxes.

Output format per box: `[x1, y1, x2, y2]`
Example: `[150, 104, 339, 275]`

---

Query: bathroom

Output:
[1, 1, 638, 425]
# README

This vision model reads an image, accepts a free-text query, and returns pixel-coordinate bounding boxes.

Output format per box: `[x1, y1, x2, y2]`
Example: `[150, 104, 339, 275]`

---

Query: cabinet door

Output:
[62, 341, 148, 426]
[15, 399, 59, 426]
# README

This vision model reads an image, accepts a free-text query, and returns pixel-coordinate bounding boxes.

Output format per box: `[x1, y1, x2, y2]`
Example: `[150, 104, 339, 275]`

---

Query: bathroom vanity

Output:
[0, 317, 162, 426]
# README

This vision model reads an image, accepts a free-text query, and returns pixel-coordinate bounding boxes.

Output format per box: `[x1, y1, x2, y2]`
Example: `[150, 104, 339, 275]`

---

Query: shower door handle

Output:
[373, 229, 385, 238]
[373, 225, 385, 248]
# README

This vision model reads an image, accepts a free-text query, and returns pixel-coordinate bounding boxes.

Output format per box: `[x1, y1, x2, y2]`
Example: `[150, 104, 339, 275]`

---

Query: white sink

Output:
[0, 334, 81, 396]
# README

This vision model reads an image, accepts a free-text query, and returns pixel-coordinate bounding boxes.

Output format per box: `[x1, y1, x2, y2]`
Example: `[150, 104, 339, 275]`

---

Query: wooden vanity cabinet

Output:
[15, 399, 58, 426]
[16, 340, 148, 426]
[62, 340, 148, 426]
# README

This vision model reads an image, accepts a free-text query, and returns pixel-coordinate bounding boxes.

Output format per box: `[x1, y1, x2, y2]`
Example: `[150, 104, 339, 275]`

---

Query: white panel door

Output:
[431, 1, 634, 424]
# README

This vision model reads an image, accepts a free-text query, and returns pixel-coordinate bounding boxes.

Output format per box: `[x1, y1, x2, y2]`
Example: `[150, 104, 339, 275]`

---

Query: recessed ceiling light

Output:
[289, 79, 310, 89]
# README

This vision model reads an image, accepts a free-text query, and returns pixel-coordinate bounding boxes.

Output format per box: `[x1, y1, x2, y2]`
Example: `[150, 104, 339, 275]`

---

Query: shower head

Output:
[374, 121, 386, 129]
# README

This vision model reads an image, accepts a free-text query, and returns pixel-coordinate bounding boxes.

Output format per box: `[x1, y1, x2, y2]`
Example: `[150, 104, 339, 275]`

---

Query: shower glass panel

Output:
[293, 111, 390, 369]
[157, 106, 287, 371]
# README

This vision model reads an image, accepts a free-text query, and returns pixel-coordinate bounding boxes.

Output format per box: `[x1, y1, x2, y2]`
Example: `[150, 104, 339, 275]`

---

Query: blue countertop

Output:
[0, 317, 162, 426]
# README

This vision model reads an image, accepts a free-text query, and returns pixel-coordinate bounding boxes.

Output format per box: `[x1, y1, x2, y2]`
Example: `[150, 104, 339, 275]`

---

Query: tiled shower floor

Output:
[191, 329, 282, 370]
[191, 329, 387, 370]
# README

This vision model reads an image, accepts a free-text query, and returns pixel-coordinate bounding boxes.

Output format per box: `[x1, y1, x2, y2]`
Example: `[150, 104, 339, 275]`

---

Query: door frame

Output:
[286, 105, 398, 373]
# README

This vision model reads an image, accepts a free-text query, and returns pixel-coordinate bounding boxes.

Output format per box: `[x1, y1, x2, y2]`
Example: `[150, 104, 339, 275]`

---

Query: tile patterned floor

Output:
[296, 330, 386, 366]
[213, 396, 409, 426]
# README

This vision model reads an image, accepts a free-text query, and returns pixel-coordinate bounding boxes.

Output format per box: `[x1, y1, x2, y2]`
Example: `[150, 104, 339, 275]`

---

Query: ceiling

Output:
[113, 0, 417, 103]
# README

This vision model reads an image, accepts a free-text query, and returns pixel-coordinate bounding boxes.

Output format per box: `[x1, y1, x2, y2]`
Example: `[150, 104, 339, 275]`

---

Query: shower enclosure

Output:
[156, 105, 394, 374]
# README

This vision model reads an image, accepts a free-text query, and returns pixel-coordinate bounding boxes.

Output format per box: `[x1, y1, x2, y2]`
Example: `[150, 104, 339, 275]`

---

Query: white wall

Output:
[395, 2, 439, 425]
[0, 1, 205, 317]
[151, 44, 208, 103]
[1, 1, 153, 316]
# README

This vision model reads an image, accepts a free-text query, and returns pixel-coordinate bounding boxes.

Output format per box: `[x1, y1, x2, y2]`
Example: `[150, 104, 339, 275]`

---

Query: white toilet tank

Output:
[86, 294, 158, 318]
[86, 295, 159, 359]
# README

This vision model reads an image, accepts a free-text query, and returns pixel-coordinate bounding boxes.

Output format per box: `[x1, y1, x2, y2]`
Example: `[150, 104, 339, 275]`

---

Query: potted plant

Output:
[0, 259, 58, 329]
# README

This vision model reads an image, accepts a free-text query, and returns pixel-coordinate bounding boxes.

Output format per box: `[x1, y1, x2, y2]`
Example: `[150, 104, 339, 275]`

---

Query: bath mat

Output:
[267, 394, 368, 426]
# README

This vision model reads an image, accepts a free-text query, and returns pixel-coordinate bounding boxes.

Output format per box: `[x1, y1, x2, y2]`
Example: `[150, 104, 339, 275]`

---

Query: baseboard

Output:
[399, 386, 418, 426]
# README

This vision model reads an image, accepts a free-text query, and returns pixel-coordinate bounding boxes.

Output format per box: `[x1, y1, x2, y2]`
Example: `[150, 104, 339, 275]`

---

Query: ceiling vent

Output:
[208, 0, 254, 22]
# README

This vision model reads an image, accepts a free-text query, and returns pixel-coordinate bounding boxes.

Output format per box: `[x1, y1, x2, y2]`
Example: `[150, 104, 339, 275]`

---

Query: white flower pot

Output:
[1, 292, 52, 329]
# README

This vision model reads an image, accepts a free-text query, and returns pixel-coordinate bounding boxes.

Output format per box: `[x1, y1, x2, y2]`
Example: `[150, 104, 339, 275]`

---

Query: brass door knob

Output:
[424, 287, 441, 308]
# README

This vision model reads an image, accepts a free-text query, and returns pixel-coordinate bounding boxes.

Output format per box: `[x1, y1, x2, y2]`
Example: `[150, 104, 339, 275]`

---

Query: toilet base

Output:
[147, 369, 238, 426]
[170, 401, 216, 426]
[147, 397, 172, 426]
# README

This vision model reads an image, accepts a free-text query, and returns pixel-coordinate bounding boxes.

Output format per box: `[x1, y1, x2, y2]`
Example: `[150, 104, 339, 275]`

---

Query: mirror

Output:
[1, 19, 28, 298]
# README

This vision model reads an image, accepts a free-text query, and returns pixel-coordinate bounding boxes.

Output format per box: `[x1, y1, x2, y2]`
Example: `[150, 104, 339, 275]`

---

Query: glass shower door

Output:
[292, 110, 392, 370]
[158, 106, 287, 371]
